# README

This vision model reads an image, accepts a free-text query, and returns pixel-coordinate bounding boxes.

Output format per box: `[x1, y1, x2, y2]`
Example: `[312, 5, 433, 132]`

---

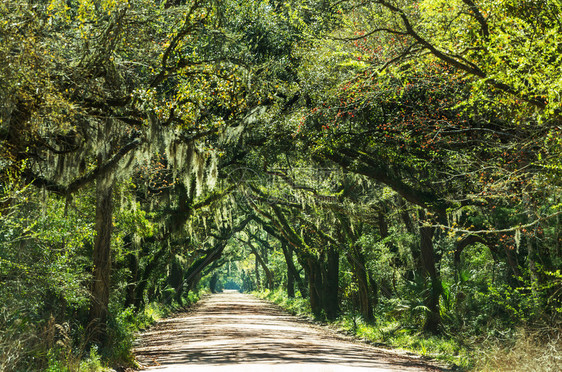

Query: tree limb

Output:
[27, 137, 143, 195]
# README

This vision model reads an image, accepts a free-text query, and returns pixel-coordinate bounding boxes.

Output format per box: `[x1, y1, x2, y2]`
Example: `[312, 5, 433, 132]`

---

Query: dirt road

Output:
[134, 290, 445, 371]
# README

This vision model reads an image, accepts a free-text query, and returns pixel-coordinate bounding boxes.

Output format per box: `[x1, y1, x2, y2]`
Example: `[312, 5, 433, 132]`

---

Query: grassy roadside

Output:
[254, 288, 467, 369]
[119, 290, 207, 368]
[44, 290, 206, 372]
[254, 288, 561, 371]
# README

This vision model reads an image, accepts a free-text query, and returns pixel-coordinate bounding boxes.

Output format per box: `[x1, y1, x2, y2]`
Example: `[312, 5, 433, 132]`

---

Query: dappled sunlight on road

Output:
[134, 291, 442, 371]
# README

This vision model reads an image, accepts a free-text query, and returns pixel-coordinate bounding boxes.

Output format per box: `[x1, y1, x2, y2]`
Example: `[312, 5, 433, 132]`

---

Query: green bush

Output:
[256, 288, 311, 317]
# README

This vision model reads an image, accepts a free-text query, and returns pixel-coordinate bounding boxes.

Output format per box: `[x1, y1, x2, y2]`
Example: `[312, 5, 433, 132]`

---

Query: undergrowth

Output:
[256, 287, 561, 371]
[1, 291, 204, 372]
[471, 327, 562, 372]
[254, 288, 311, 318]
[103, 290, 203, 370]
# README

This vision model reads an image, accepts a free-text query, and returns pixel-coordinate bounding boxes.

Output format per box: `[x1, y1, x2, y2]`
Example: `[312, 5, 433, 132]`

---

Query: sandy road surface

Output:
[134, 290, 446, 372]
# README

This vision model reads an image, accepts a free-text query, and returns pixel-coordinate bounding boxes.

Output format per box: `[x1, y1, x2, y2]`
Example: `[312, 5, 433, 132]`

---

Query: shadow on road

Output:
[135, 291, 445, 371]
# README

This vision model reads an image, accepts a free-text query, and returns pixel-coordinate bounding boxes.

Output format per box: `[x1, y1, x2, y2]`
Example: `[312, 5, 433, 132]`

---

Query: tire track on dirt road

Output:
[134, 290, 448, 372]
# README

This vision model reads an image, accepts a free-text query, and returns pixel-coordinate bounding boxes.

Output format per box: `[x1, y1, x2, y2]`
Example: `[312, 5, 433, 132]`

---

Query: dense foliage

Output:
[1, 0, 561, 370]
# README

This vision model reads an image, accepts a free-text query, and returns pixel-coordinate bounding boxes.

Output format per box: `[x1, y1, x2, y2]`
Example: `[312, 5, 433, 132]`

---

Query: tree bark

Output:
[255, 254, 261, 290]
[419, 222, 441, 334]
[307, 258, 323, 318]
[134, 243, 167, 308]
[281, 243, 307, 298]
[88, 174, 114, 343]
[324, 247, 340, 320]
[286, 264, 295, 298]
[184, 241, 227, 290]
[347, 246, 374, 322]
[209, 273, 219, 293]
[248, 241, 273, 290]
[398, 198, 422, 281]
[169, 257, 184, 306]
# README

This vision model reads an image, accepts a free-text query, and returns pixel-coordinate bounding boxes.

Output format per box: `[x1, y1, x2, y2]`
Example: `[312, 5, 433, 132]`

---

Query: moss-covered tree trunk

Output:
[134, 244, 167, 309]
[307, 257, 324, 318]
[169, 257, 185, 306]
[286, 263, 295, 298]
[281, 243, 307, 298]
[323, 247, 340, 320]
[88, 174, 114, 343]
[347, 246, 374, 322]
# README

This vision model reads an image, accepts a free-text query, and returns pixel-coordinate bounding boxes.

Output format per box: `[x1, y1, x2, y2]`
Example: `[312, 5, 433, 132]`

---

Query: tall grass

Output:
[472, 328, 561, 372]
[255, 288, 562, 371]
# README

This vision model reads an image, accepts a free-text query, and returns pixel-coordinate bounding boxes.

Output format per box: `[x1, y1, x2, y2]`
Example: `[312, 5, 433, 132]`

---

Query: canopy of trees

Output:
[1, 0, 560, 370]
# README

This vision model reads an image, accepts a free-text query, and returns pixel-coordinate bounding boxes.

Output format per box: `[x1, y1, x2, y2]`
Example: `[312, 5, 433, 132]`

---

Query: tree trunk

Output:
[209, 273, 219, 293]
[124, 238, 138, 309]
[88, 175, 114, 343]
[286, 265, 295, 298]
[419, 222, 441, 334]
[255, 254, 261, 290]
[368, 272, 379, 309]
[249, 242, 273, 290]
[134, 244, 167, 309]
[400, 200, 422, 281]
[281, 243, 307, 298]
[377, 210, 395, 298]
[307, 258, 323, 318]
[324, 247, 340, 320]
[183, 241, 228, 290]
[551, 211, 562, 261]
[347, 247, 374, 322]
[169, 257, 184, 306]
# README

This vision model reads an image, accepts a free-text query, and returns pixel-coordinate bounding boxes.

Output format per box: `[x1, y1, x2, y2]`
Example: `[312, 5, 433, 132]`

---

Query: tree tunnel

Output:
[2, 2, 561, 370]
